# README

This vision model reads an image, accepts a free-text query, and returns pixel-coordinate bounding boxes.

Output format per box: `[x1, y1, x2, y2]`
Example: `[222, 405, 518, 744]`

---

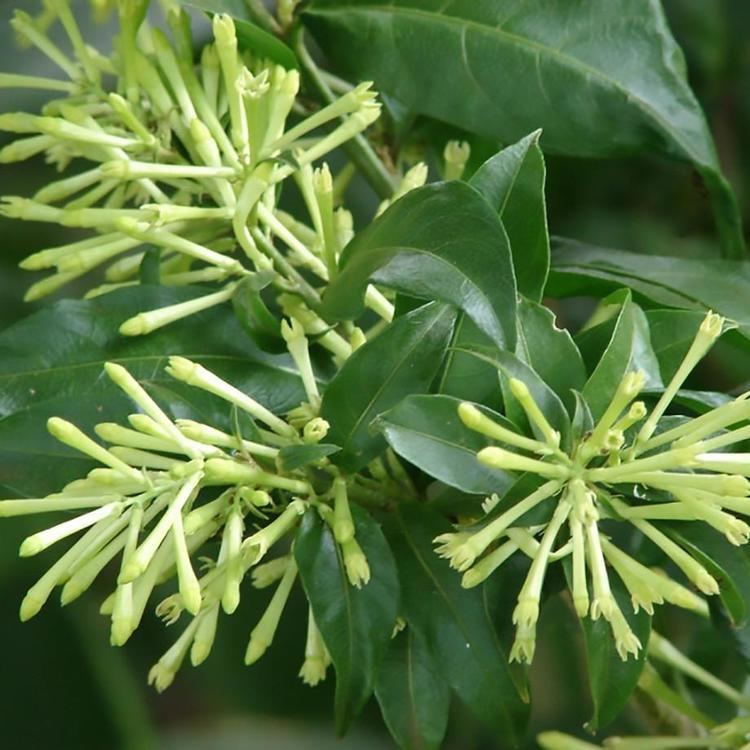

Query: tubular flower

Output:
[0, 358, 377, 689]
[0, 2, 386, 327]
[436, 312, 747, 663]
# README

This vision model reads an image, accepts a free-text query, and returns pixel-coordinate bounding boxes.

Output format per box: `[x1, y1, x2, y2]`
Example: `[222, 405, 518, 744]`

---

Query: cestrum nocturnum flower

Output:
[435, 311, 750, 664]
[0, 355, 380, 689]
[0, 0, 394, 330]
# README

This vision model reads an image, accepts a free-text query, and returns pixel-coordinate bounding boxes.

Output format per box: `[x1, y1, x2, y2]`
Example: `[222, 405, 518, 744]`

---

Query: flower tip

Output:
[628, 401, 647, 421]
[313, 164, 333, 194]
[244, 636, 268, 666]
[18, 534, 44, 557]
[19, 592, 44, 622]
[299, 657, 327, 686]
[303, 418, 329, 444]
[696, 569, 720, 596]
[509, 635, 535, 664]
[103, 361, 130, 385]
[182, 586, 203, 617]
[512, 598, 540, 628]
[573, 594, 590, 618]
[165, 356, 197, 383]
[212, 13, 237, 44]
[190, 638, 211, 667]
[60, 578, 87, 606]
[110, 619, 134, 647]
[148, 663, 176, 693]
[119, 315, 149, 337]
[622, 370, 646, 396]
[723, 475, 750, 497]
[457, 401, 481, 428]
[508, 377, 530, 400]
[119, 558, 146, 585]
[461, 568, 486, 589]
[700, 310, 724, 339]
[222, 586, 240, 615]
[726, 518, 750, 546]
[615, 631, 642, 661]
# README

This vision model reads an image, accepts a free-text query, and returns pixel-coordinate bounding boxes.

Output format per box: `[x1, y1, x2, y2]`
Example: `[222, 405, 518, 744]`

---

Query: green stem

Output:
[293, 28, 397, 199]
[243, 0, 282, 35]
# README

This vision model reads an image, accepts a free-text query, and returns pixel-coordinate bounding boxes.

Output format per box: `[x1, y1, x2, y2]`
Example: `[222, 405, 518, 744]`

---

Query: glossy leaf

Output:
[646, 309, 709, 382]
[579, 578, 651, 730]
[277, 443, 341, 472]
[577, 291, 662, 420]
[516, 298, 586, 412]
[376, 394, 515, 495]
[321, 302, 457, 472]
[232, 274, 284, 353]
[470, 131, 549, 300]
[551, 239, 750, 336]
[181, 1, 298, 69]
[437, 317, 501, 410]
[295, 507, 399, 734]
[375, 628, 451, 750]
[386, 503, 529, 741]
[303, 0, 743, 257]
[0, 287, 303, 497]
[322, 182, 517, 350]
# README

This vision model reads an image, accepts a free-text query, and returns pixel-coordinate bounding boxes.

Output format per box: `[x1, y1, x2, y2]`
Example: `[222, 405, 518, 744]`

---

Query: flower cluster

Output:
[0, 356, 380, 690]
[0, 0, 400, 332]
[435, 311, 750, 663]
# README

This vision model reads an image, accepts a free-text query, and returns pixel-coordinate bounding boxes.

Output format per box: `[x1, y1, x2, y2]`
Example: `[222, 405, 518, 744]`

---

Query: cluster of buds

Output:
[0, 0, 397, 335]
[435, 311, 750, 663]
[0, 356, 380, 690]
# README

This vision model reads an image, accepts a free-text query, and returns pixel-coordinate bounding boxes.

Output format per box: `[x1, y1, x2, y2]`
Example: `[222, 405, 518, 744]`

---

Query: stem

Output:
[243, 0, 283, 35]
[293, 28, 396, 199]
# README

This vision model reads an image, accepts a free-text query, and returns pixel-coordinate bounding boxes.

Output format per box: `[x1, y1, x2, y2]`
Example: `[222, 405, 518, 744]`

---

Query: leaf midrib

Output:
[308, 2, 708, 167]
[0, 352, 298, 383]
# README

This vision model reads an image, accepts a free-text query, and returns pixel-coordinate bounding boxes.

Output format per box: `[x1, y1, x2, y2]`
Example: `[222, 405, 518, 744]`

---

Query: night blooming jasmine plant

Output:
[3, 1, 750, 748]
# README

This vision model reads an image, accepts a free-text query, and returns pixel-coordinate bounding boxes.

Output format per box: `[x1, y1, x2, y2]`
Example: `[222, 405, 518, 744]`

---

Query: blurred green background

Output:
[0, 2, 749, 748]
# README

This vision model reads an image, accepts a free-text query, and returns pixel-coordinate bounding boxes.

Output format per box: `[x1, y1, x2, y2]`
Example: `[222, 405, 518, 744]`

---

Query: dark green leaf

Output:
[571, 392, 594, 444]
[182, 1, 298, 69]
[303, 0, 743, 257]
[516, 298, 586, 412]
[375, 628, 451, 750]
[470, 131, 549, 300]
[578, 577, 651, 730]
[322, 182, 517, 350]
[232, 274, 284, 353]
[437, 316, 501, 410]
[386, 503, 529, 741]
[577, 291, 662, 420]
[0, 286, 304, 497]
[376, 394, 514, 495]
[138, 247, 161, 286]
[646, 309, 708, 382]
[277, 443, 341, 471]
[321, 302, 456, 472]
[295, 507, 399, 734]
[551, 239, 750, 335]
